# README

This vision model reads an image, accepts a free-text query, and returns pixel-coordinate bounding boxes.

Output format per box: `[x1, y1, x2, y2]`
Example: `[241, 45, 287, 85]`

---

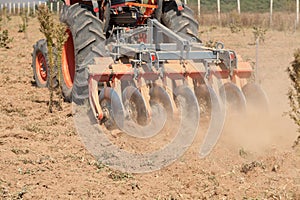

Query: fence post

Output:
[198, 0, 200, 17]
[13, 3, 16, 15]
[297, 0, 299, 25]
[23, 2, 25, 13]
[28, 2, 30, 15]
[255, 38, 259, 83]
[57, 1, 60, 15]
[217, 0, 221, 22]
[38, 1, 41, 6]
[50, 2, 53, 12]
[237, 0, 240, 14]
[33, 2, 36, 15]
[270, 0, 273, 26]
[4, 3, 7, 15]
[9, 3, 11, 15]
[17, 3, 20, 14]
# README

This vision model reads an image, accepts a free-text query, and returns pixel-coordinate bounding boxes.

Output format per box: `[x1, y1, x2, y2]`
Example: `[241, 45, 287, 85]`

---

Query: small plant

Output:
[240, 161, 265, 174]
[6, 15, 11, 22]
[38, 5, 55, 112]
[228, 11, 243, 34]
[1, 6, 7, 23]
[108, 170, 133, 181]
[287, 49, 300, 133]
[18, 13, 28, 33]
[0, 14, 13, 48]
[205, 39, 218, 48]
[252, 26, 267, 43]
[11, 148, 29, 155]
[229, 23, 241, 33]
[239, 148, 248, 158]
[37, 5, 67, 112]
[0, 29, 13, 48]
[53, 22, 68, 110]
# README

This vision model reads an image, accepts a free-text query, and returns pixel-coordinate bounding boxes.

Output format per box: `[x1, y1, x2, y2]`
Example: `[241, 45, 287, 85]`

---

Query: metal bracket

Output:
[91, 0, 100, 18]
[204, 61, 211, 80]
[174, 0, 184, 11]
[131, 60, 141, 80]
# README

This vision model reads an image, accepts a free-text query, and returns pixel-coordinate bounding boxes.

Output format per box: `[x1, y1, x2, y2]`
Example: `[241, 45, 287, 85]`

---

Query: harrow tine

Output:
[242, 83, 269, 114]
[198, 85, 226, 158]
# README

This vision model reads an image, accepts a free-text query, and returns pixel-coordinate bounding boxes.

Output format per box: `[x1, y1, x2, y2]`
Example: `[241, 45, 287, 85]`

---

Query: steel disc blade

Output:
[122, 85, 148, 126]
[199, 85, 226, 158]
[219, 82, 247, 115]
[119, 85, 173, 138]
[99, 87, 125, 130]
[194, 84, 211, 114]
[72, 85, 200, 173]
[149, 85, 173, 122]
[242, 83, 269, 113]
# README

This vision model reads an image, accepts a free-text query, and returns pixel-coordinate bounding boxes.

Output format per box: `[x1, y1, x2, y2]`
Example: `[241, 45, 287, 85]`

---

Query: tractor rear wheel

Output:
[60, 3, 106, 104]
[32, 39, 58, 88]
[161, 3, 200, 42]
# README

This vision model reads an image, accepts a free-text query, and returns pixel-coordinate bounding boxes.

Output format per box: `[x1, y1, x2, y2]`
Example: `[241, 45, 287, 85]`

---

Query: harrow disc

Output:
[174, 85, 200, 120]
[122, 84, 173, 138]
[219, 82, 247, 115]
[72, 84, 200, 173]
[194, 84, 212, 114]
[99, 87, 124, 130]
[122, 85, 148, 126]
[149, 85, 173, 123]
[242, 83, 269, 113]
[197, 85, 226, 157]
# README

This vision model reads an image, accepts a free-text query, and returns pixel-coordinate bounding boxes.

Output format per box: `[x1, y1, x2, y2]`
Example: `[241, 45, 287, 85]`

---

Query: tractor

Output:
[32, 0, 268, 159]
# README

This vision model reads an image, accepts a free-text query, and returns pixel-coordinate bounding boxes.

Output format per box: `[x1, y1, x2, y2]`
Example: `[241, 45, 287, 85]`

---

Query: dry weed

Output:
[37, 5, 67, 112]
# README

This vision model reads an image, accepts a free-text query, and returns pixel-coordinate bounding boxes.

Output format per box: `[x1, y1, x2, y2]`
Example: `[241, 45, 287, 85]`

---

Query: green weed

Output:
[252, 26, 267, 43]
[108, 170, 133, 181]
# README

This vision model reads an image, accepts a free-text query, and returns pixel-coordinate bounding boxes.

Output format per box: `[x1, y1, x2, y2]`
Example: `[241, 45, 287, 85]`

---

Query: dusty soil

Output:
[0, 16, 299, 199]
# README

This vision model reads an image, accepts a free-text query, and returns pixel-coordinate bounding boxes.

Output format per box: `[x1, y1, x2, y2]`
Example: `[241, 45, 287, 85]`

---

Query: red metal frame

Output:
[88, 65, 252, 121]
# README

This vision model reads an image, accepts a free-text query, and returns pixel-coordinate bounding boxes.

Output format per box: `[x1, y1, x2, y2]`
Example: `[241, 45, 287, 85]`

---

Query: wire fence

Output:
[0, 1, 61, 16]
[0, 0, 299, 29]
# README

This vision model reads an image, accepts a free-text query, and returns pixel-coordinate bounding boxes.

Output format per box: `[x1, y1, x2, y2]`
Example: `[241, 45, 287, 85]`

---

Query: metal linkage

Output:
[107, 19, 237, 75]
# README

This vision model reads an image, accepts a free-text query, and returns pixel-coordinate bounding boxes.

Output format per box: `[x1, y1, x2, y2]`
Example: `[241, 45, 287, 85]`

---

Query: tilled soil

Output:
[0, 16, 299, 199]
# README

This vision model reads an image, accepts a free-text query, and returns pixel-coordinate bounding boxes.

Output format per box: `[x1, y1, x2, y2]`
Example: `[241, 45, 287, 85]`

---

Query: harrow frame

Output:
[87, 19, 253, 123]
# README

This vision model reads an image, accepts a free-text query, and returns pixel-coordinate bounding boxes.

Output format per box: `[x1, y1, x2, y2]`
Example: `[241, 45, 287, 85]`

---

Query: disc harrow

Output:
[85, 19, 266, 141]
[32, 1, 269, 166]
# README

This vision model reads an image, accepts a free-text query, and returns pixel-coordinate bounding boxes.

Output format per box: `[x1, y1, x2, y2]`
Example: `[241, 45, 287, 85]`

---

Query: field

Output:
[0, 15, 300, 199]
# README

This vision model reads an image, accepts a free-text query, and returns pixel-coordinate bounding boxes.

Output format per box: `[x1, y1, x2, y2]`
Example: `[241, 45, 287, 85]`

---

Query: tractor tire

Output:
[32, 39, 57, 88]
[161, 3, 200, 42]
[60, 3, 106, 104]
